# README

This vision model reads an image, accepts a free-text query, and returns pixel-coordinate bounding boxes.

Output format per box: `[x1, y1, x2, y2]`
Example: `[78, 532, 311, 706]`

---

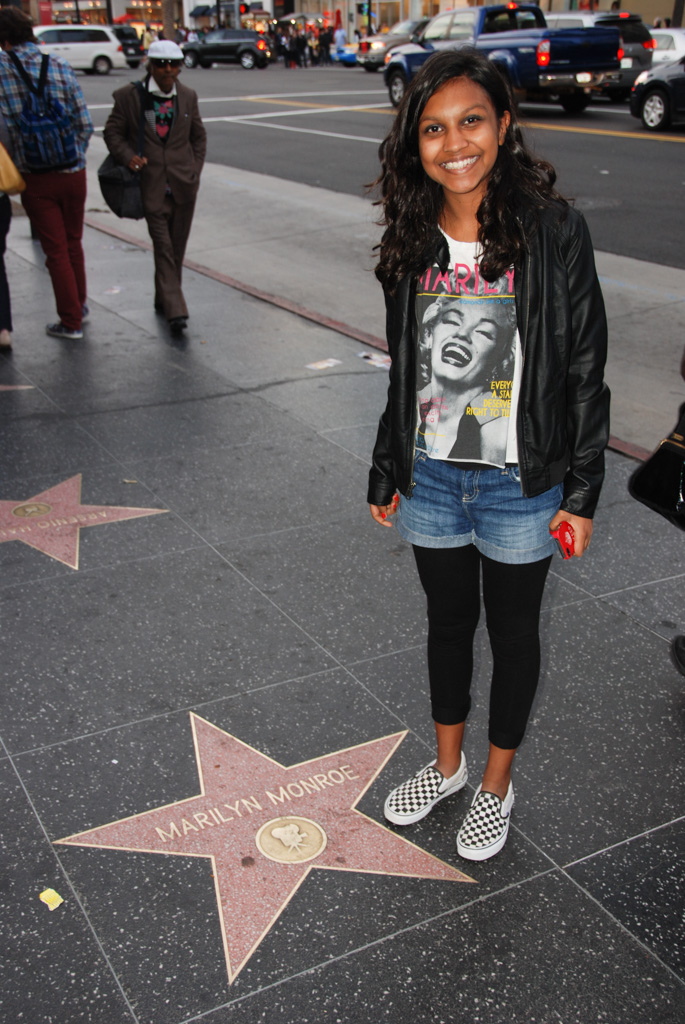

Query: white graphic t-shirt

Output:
[415, 235, 522, 468]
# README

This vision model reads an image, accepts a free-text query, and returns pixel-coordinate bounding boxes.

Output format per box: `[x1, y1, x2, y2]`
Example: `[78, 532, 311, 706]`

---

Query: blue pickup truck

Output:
[384, 3, 621, 114]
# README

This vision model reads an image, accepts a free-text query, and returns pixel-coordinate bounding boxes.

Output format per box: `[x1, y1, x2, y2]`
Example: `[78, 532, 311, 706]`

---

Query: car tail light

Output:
[507, 2, 518, 9]
[536, 39, 550, 67]
[617, 46, 624, 61]
[619, 11, 630, 16]
[360, 40, 368, 52]
[257, 38, 266, 50]
[117, 45, 123, 52]
[643, 38, 656, 49]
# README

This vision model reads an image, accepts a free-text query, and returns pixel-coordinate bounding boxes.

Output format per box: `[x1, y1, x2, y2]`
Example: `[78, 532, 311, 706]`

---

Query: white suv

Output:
[34, 24, 127, 75]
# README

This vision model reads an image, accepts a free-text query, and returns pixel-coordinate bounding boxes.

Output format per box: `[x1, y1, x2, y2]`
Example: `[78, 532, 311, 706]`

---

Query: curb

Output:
[73, 211, 648, 465]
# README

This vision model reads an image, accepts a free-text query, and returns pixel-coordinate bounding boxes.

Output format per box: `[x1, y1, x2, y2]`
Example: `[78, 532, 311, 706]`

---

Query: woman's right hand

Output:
[369, 495, 399, 528]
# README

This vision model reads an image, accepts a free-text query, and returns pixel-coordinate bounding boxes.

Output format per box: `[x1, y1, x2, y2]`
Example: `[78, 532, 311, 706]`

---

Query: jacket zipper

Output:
[408, 282, 420, 497]
[515, 250, 530, 495]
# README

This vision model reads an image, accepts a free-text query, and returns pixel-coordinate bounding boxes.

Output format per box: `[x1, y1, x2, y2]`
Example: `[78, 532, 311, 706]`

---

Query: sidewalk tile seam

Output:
[68, 389, 242, 420]
[593, 572, 685, 600]
[0, 537, 209, 586]
[173, 867, 562, 1024]
[1, 739, 143, 1023]
[560, 867, 685, 989]
[561, 812, 685, 872]
[5, 669, 360, 764]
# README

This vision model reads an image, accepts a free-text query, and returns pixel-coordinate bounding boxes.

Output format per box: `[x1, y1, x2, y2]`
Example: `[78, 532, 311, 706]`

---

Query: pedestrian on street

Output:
[319, 27, 332, 65]
[0, 107, 14, 350]
[103, 40, 207, 335]
[0, 7, 93, 341]
[368, 49, 609, 862]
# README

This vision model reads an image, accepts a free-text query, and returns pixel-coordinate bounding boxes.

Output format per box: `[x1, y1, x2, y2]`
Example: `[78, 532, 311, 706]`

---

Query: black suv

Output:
[110, 25, 144, 69]
[182, 29, 271, 69]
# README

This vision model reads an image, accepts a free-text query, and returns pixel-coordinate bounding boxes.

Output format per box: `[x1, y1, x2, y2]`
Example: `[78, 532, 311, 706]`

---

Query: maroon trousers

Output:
[21, 168, 87, 331]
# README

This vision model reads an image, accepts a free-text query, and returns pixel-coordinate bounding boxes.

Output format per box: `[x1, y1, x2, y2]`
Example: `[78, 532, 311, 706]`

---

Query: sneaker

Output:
[384, 754, 468, 826]
[81, 304, 90, 324]
[46, 322, 83, 340]
[456, 782, 514, 862]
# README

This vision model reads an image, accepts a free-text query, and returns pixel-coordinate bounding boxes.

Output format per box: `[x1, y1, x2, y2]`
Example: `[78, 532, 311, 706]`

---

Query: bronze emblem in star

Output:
[56, 714, 475, 983]
[0, 474, 167, 569]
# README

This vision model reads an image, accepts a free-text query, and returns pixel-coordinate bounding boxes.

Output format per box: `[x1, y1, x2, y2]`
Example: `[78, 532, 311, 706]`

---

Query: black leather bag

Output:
[97, 82, 146, 220]
[628, 404, 685, 531]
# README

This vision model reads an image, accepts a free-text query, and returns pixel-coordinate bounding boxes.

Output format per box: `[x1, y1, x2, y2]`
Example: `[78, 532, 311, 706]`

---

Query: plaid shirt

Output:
[0, 42, 93, 173]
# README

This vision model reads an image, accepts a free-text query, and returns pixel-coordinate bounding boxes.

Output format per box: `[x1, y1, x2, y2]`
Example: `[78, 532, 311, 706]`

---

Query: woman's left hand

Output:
[549, 511, 593, 558]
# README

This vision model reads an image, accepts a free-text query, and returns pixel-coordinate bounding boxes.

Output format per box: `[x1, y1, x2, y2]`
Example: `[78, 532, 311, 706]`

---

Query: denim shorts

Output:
[396, 453, 562, 564]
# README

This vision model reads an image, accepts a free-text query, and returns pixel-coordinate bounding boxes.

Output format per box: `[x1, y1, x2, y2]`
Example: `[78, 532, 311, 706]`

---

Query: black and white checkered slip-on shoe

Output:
[384, 754, 468, 826]
[456, 782, 514, 862]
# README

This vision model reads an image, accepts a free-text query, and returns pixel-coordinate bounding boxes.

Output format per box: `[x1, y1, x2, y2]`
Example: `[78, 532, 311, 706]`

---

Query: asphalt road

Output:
[84, 62, 685, 269]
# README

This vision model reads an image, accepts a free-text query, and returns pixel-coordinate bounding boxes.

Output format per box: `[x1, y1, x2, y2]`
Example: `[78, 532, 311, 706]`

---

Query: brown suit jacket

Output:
[103, 77, 207, 214]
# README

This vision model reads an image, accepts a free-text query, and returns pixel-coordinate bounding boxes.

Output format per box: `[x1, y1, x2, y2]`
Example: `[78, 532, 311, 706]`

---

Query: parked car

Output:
[630, 52, 685, 129]
[650, 27, 685, 67]
[356, 18, 430, 72]
[110, 24, 144, 69]
[545, 10, 654, 100]
[34, 24, 127, 75]
[182, 29, 271, 69]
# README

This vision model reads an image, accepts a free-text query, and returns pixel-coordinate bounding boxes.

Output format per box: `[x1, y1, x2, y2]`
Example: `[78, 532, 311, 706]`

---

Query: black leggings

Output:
[413, 544, 552, 750]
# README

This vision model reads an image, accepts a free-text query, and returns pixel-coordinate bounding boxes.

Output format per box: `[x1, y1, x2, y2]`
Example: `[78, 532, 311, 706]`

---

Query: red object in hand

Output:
[550, 521, 575, 559]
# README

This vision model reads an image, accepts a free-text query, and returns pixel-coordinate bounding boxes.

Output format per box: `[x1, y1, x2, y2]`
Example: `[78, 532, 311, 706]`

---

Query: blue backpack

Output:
[8, 52, 78, 173]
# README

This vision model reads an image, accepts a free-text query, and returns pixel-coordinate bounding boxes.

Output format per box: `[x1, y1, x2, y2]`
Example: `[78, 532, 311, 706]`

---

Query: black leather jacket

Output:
[367, 204, 610, 519]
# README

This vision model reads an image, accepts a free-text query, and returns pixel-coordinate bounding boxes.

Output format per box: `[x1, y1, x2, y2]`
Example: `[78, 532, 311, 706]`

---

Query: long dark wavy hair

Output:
[373, 49, 566, 291]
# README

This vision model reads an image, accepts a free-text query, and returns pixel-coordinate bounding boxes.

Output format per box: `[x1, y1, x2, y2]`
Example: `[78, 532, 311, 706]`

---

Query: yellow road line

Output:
[239, 97, 683, 139]
[244, 96, 391, 115]
[521, 120, 685, 144]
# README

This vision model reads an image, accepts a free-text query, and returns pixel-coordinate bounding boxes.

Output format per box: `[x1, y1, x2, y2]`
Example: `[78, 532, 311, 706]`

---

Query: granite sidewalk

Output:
[0, 174, 684, 1024]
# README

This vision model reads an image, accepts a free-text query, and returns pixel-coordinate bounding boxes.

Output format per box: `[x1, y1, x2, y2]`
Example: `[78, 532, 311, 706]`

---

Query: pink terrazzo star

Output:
[0, 474, 167, 569]
[56, 714, 474, 982]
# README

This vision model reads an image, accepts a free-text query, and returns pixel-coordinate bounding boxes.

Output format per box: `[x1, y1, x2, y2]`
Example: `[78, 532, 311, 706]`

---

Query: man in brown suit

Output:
[104, 40, 206, 334]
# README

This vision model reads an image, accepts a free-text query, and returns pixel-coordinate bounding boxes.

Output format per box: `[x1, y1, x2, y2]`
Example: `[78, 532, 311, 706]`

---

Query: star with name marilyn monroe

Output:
[0, 474, 167, 569]
[56, 714, 474, 983]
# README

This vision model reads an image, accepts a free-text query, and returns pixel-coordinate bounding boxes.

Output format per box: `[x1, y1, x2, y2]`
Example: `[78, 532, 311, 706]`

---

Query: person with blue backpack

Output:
[0, 7, 93, 341]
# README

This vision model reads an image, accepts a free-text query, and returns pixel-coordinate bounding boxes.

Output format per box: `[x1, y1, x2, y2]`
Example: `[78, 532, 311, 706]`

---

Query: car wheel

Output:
[388, 70, 407, 108]
[183, 51, 198, 68]
[641, 89, 670, 130]
[199, 59, 212, 69]
[607, 88, 629, 103]
[240, 51, 256, 69]
[127, 60, 141, 69]
[363, 64, 379, 72]
[559, 92, 591, 115]
[93, 55, 111, 76]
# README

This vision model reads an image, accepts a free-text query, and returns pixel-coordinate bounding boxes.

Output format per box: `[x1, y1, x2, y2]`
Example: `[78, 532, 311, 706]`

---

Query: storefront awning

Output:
[189, 5, 211, 16]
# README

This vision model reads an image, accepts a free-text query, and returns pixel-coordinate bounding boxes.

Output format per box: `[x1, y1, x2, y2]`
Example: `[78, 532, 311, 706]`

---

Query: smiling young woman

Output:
[417, 77, 510, 239]
[367, 49, 609, 862]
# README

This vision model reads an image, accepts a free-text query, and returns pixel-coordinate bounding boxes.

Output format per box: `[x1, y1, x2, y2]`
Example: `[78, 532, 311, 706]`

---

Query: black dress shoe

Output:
[168, 316, 188, 335]
[671, 635, 685, 676]
[154, 302, 164, 314]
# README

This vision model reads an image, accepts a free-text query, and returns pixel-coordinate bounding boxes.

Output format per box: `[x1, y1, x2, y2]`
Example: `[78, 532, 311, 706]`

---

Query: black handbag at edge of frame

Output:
[97, 82, 146, 220]
[628, 402, 685, 532]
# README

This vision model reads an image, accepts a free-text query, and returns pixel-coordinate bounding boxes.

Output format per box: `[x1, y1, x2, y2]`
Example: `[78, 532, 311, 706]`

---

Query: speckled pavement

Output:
[1, 201, 684, 1024]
